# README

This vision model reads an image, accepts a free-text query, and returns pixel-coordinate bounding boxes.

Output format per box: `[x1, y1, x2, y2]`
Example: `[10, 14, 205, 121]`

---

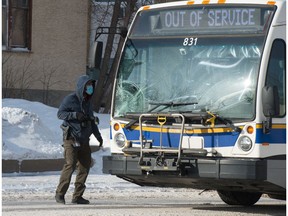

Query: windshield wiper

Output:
[218, 116, 241, 133]
[124, 101, 198, 129]
[205, 112, 241, 132]
[150, 101, 198, 107]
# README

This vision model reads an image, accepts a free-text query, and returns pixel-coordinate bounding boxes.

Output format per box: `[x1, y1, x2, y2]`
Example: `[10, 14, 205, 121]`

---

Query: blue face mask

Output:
[85, 85, 94, 95]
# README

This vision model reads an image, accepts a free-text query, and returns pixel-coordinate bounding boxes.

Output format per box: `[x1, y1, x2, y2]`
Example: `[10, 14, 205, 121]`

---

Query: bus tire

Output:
[268, 193, 286, 200]
[217, 190, 262, 206]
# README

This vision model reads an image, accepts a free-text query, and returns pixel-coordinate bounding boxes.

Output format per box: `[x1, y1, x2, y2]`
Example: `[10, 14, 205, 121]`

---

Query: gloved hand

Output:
[97, 136, 103, 147]
[94, 116, 99, 125]
[76, 112, 86, 121]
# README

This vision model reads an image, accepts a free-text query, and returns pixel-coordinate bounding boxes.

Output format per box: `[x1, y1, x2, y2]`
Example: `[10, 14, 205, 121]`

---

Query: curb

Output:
[2, 159, 65, 173]
[2, 146, 101, 173]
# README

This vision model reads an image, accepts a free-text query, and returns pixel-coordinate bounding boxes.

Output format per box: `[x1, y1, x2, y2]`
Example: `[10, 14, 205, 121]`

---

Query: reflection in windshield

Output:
[113, 37, 263, 121]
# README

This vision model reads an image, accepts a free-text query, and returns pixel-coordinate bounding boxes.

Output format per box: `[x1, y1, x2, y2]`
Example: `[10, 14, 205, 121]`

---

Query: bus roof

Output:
[140, 0, 285, 10]
[139, 0, 286, 26]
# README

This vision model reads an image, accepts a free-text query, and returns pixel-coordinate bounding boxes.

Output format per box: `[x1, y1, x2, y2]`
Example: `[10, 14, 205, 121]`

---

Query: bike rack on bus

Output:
[138, 113, 185, 166]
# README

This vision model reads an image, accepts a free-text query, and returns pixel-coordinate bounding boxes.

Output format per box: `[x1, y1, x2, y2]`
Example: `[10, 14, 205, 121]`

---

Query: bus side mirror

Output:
[87, 41, 103, 80]
[262, 86, 280, 134]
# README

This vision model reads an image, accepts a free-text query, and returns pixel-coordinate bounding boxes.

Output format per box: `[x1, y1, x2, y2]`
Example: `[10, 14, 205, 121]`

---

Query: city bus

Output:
[100, 0, 286, 205]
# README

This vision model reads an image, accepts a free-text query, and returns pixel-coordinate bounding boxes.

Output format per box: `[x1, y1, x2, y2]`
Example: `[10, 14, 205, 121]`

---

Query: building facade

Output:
[2, 0, 91, 107]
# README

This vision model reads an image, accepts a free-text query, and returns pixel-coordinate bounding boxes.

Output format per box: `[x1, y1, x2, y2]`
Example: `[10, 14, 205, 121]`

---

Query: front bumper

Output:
[103, 155, 285, 194]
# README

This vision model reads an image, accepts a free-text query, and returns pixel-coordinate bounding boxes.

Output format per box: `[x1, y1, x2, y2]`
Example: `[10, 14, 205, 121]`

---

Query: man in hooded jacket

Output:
[55, 75, 103, 205]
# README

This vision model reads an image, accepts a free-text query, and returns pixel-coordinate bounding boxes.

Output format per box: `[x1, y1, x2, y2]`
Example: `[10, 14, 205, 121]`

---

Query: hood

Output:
[76, 75, 94, 101]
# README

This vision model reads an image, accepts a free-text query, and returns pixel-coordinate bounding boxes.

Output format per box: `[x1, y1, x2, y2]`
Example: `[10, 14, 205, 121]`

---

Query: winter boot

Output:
[55, 193, 65, 204]
[71, 197, 90, 204]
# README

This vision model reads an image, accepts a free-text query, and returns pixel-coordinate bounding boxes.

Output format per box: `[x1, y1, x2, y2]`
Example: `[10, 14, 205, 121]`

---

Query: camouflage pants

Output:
[56, 139, 91, 200]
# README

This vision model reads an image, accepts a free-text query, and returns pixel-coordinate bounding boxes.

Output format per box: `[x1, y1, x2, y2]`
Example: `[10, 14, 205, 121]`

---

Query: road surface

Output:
[2, 174, 286, 216]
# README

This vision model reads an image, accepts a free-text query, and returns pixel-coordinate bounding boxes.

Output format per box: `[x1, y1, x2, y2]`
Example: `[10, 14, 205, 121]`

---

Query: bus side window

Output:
[265, 39, 286, 117]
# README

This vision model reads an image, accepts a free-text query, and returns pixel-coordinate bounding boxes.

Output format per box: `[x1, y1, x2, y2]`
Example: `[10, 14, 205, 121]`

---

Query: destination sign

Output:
[160, 8, 261, 29]
[130, 6, 274, 37]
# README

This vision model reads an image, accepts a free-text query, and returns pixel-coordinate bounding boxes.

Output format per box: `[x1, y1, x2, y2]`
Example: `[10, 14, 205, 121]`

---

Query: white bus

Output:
[101, 0, 286, 205]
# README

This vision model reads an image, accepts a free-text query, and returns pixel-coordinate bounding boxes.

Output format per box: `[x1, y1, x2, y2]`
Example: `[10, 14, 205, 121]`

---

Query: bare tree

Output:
[18, 59, 34, 99]
[90, 0, 154, 113]
[2, 57, 17, 98]
[91, 0, 112, 27]
[39, 61, 62, 104]
[103, 0, 138, 113]
[93, 0, 122, 112]
[2, 54, 12, 66]
[2, 57, 34, 98]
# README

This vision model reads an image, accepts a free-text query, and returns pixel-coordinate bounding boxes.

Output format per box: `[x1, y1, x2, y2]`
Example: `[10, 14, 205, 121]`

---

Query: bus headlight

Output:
[114, 133, 126, 148]
[238, 136, 253, 151]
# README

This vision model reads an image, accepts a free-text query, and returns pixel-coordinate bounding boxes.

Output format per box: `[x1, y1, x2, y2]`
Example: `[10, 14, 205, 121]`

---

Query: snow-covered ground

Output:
[2, 98, 110, 174]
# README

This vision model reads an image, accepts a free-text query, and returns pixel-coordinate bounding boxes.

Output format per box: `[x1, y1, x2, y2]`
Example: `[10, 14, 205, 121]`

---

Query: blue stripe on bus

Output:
[121, 127, 286, 148]
[255, 128, 286, 144]
[123, 128, 240, 148]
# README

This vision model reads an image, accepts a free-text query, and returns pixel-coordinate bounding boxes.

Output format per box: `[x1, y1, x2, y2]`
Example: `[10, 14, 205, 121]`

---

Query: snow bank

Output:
[2, 98, 111, 174]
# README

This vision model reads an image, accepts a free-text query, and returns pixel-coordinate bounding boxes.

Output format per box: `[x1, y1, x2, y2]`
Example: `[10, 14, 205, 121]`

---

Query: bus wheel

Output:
[268, 193, 286, 200]
[217, 190, 262, 206]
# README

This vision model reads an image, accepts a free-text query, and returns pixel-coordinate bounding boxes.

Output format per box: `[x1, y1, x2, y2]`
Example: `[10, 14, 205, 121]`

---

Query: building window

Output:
[2, 0, 32, 51]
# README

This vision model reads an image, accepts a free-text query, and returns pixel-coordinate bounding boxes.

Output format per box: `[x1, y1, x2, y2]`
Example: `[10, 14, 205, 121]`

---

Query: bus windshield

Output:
[113, 5, 275, 121]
